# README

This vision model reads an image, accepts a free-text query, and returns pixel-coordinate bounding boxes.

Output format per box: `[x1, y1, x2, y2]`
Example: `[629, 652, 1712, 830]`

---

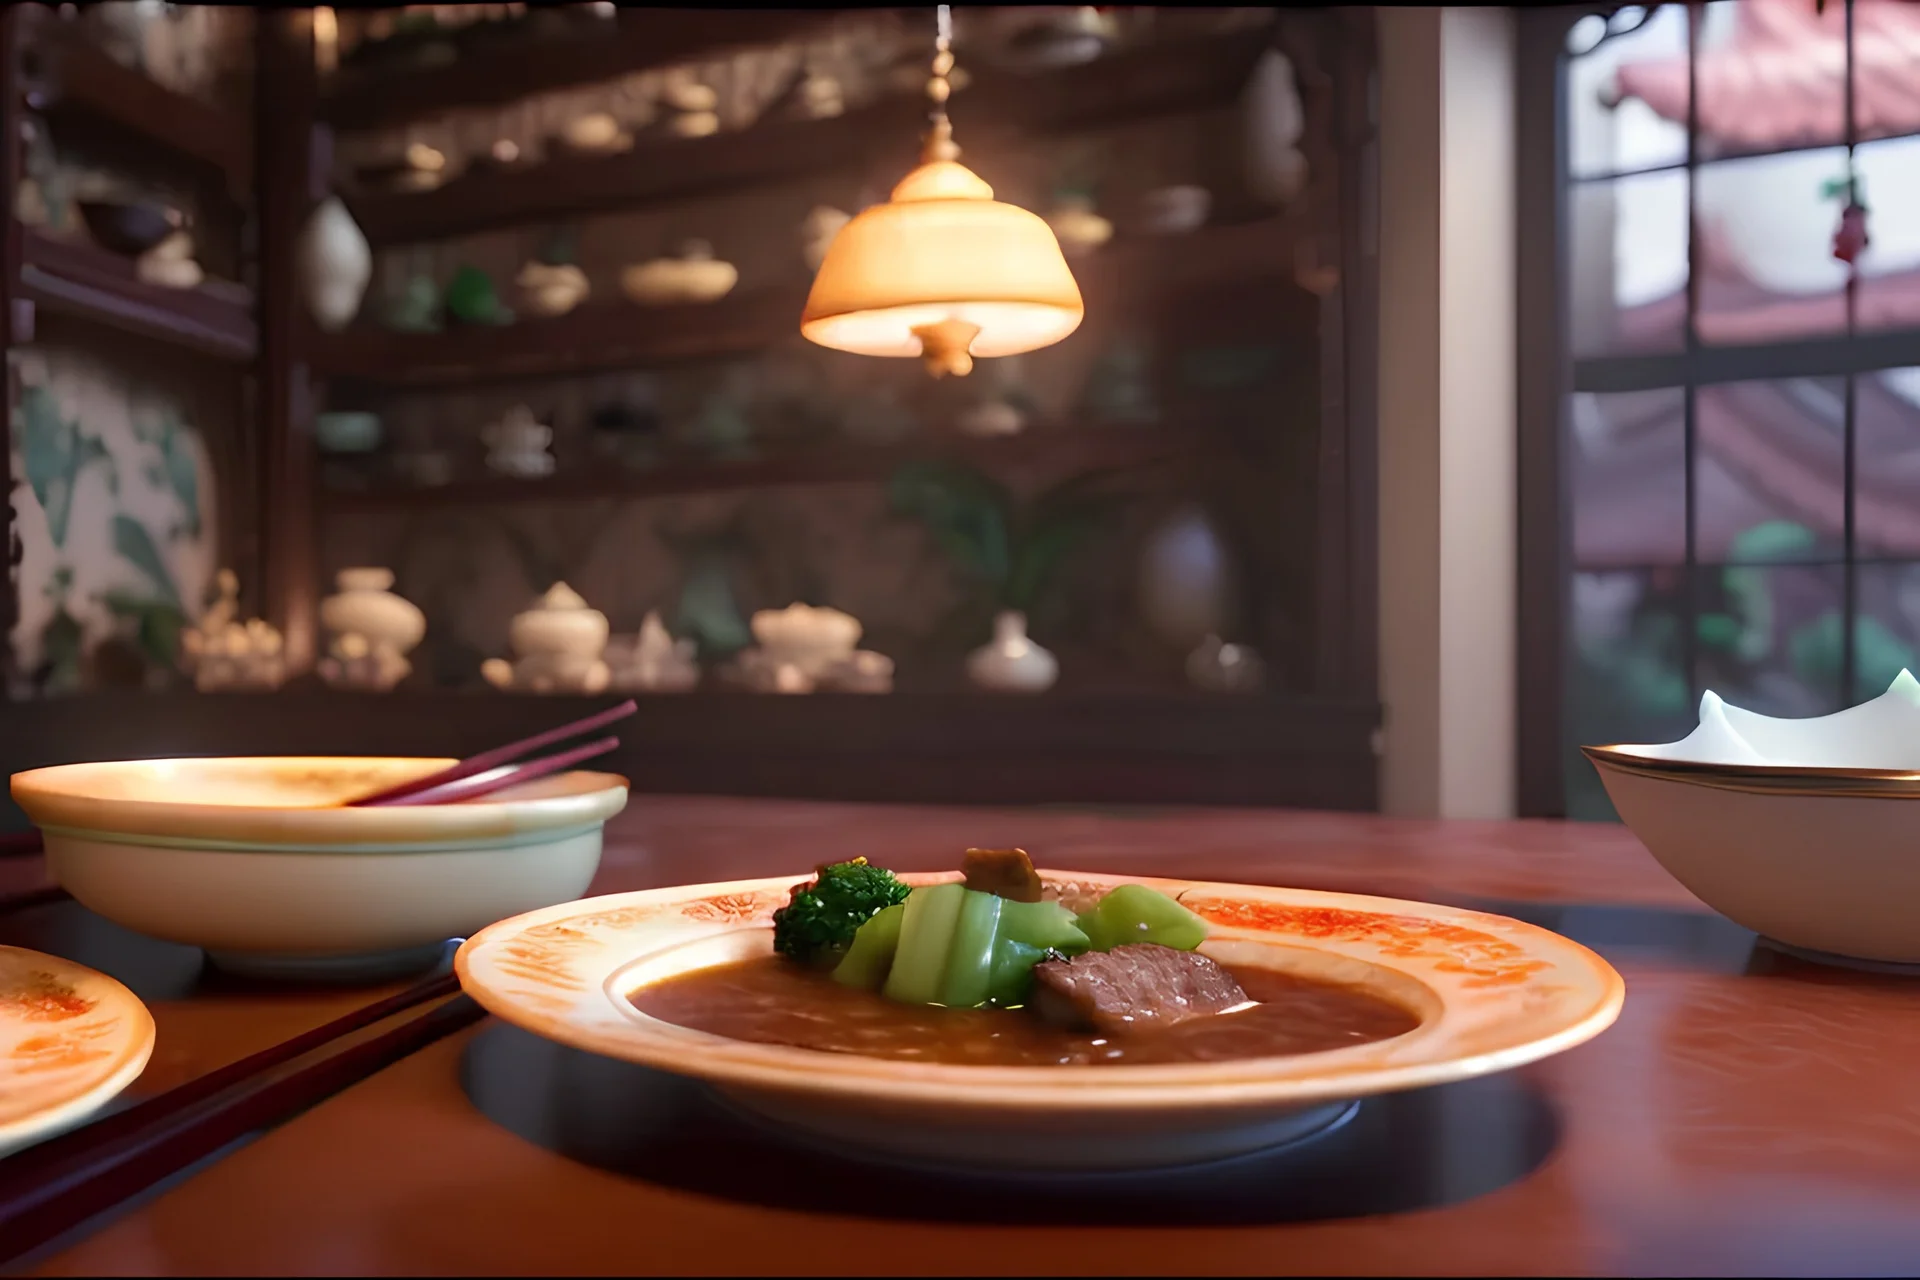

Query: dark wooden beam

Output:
[0, 690, 1382, 826]
[255, 15, 322, 672]
[0, 8, 23, 689]
[1514, 7, 1579, 819]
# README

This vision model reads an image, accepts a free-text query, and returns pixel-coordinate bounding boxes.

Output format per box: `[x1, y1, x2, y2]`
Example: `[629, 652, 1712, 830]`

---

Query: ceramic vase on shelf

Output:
[621, 240, 738, 307]
[178, 569, 286, 693]
[317, 568, 426, 692]
[136, 230, 204, 289]
[606, 610, 700, 694]
[1243, 48, 1308, 208]
[297, 196, 372, 333]
[481, 582, 611, 695]
[1139, 185, 1212, 236]
[967, 610, 1058, 694]
[1138, 505, 1235, 652]
[1046, 193, 1113, 257]
[482, 405, 555, 478]
[1186, 634, 1266, 694]
[516, 260, 589, 318]
[751, 603, 861, 672]
[560, 110, 632, 155]
[661, 75, 720, 138]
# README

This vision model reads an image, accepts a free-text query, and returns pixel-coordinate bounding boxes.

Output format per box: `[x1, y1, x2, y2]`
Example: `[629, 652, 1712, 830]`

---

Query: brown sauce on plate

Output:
[631, 956, 1420, 1067]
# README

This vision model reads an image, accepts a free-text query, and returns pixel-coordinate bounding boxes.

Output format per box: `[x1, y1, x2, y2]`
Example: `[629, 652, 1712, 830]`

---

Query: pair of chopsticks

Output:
[346, 697, 638, 808]
[0, 957, 481, 1264]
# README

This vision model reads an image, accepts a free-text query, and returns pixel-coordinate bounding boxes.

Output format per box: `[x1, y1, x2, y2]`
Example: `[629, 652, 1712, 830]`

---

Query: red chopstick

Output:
[344, 698, 637, 807]
[369, 734, 621, 807]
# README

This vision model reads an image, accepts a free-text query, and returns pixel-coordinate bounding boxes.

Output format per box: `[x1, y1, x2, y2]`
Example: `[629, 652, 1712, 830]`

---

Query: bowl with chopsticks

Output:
[9, 705, 635, 982]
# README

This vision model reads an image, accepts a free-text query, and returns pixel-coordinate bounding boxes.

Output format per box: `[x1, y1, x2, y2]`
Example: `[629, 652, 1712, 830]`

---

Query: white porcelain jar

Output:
[508, 582, 609, 662]
[1138, 506, 1234, 651]
[967, 610, 1058, 694]
[1243, 49, 1308, 208]
[751, 603, 861, 679]
[297, 196, 372, 332]
[320, 568, 425, 656]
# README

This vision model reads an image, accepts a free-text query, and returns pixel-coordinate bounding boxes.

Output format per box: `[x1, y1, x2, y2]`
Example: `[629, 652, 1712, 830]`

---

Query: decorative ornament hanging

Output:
[799, 4, 1084, 377]
[1822, 171, 1871, 267]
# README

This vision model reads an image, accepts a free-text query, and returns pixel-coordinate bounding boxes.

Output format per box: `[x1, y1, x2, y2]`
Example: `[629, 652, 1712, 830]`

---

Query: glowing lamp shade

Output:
[800, 159, 1084, 377]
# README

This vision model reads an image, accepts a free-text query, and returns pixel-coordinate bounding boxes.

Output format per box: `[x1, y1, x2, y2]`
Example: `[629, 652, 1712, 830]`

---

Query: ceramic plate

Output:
[0, 945, 154, 1156]
[457, 871, 1624, 1173]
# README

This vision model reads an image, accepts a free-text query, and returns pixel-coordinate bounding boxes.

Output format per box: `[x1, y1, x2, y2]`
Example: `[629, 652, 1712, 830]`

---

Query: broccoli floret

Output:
[772, 857, 912, 967]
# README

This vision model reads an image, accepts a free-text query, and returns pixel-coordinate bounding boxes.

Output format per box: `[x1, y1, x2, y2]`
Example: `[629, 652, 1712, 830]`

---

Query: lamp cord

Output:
[923, 3, 960, 163]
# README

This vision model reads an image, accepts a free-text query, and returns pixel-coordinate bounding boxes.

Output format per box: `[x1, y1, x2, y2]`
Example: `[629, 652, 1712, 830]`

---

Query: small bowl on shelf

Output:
[315, 411, 383, 455]
[1585, 670, 1920, 967]
[77, 200, 183, 258]
[10, 757, 629, 983]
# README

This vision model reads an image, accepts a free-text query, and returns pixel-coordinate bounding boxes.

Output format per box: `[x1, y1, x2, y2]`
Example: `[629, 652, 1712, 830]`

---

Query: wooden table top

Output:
[8, 796, 1919, 1277]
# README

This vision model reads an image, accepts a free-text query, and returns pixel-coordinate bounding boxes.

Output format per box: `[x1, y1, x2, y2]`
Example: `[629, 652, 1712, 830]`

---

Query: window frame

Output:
[1514, 0, 1920, 817]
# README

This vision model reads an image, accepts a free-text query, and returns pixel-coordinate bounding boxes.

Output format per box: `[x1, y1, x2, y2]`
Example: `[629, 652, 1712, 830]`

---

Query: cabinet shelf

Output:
[308, 287, 803, 387]
[16, 228, 257, 361]
[319, 11, 842, 133]
[344, 28, 1274, 247]
[318, 424, 1213, 514]
[308, 218, 1299, 390]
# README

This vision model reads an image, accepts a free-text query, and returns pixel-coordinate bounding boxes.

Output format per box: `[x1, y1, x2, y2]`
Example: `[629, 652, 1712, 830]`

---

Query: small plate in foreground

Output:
[0, 945, 155, 1156]
[456, 872, 1623, 1173]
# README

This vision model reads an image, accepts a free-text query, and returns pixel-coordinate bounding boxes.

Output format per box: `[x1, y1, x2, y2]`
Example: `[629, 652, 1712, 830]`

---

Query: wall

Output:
[1376, 6, 1518, 819]
[8, 340, 224, 693]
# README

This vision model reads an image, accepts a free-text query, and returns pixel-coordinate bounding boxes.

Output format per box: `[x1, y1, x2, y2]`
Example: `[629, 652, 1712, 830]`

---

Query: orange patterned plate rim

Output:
[0, 944, 155, 1153]
[456, 871, 1625, 1112]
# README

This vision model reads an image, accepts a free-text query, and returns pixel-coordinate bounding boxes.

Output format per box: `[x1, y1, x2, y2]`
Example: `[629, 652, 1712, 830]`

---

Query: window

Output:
[1517, 0, 1920, 818]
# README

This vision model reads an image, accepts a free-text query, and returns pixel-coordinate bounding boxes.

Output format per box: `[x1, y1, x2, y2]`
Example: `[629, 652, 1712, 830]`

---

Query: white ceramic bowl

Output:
[1587, 674, 1920, 965]
[1586, 746, 1920, 964]
[458, 871, 1622, 1173]
[11, 757, 629, 982]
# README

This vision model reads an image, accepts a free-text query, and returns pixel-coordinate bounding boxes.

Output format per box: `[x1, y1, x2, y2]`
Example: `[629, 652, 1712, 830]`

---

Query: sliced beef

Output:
[1030, 944, 1249, 1035]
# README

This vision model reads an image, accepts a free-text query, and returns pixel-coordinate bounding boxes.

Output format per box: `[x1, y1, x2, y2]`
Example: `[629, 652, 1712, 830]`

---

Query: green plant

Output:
[885, 460, 1124, 624]
[98, 591, 188, 675]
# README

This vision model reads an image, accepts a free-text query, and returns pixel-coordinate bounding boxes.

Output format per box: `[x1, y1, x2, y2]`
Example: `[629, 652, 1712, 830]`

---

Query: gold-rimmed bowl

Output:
[1584, 743, 1920, 964]
[11, 757, 630, 982]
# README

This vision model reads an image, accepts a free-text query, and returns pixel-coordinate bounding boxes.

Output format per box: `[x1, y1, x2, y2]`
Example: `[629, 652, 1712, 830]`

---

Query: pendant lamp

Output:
[800, 5, 1085, 377]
